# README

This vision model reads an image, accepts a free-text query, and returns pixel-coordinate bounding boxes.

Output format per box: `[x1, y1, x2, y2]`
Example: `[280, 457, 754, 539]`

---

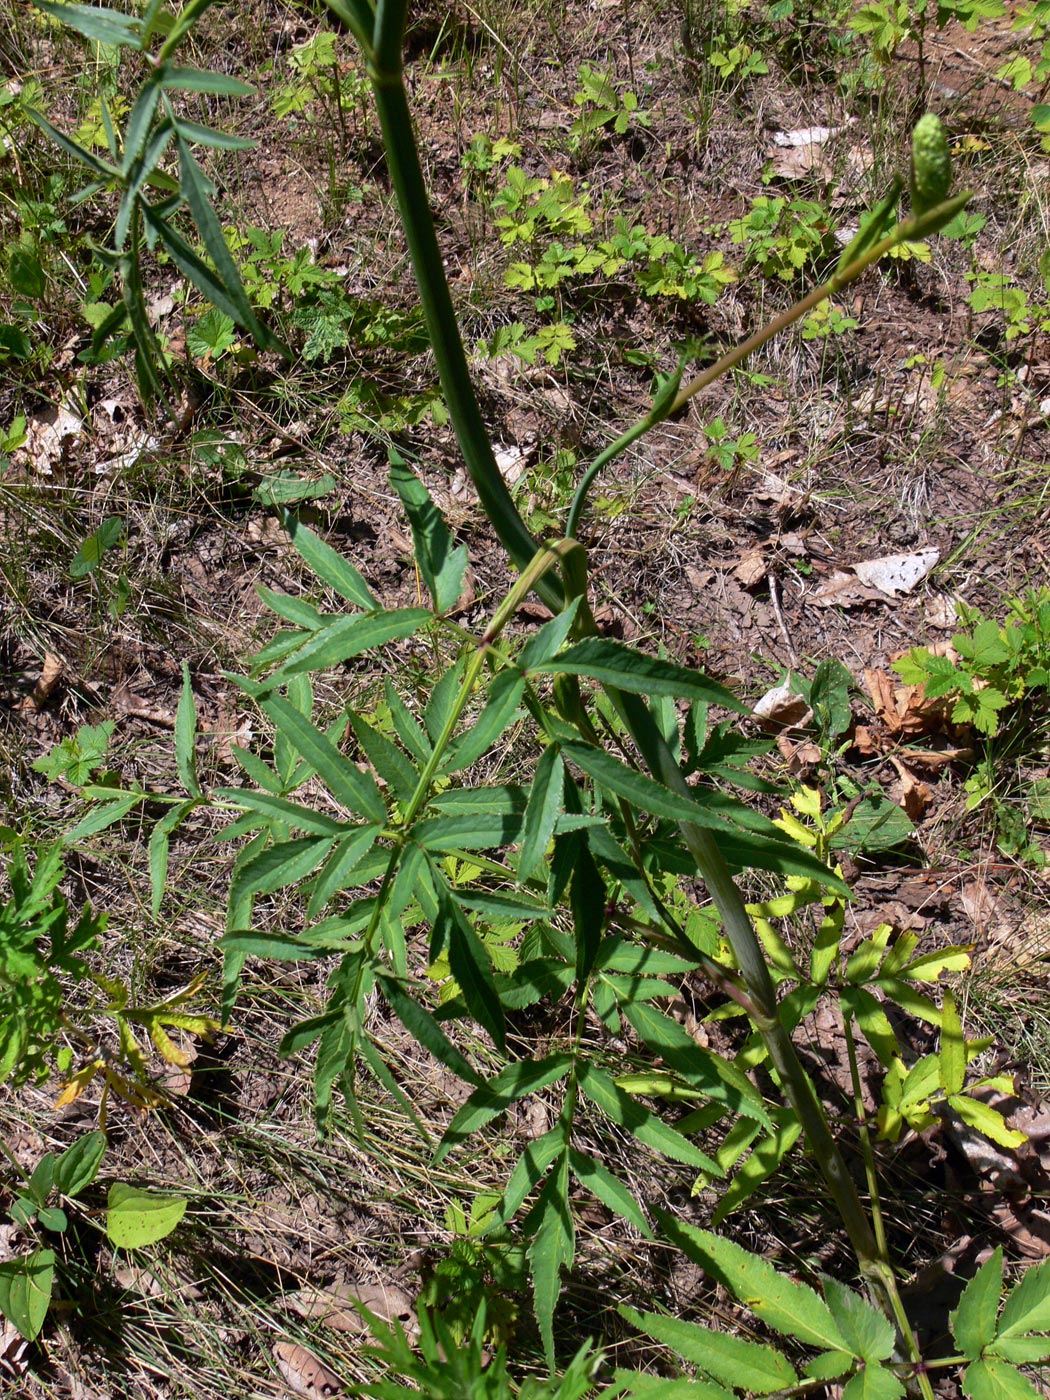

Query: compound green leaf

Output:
[437, 1054, 574, 1160]
[841, 1365, 905, 1400]
[997, 1257, 1050, 1338]
[175, 662, 200, 797]
[963, 1358, 1042, 1400]
[493, 1125, 567, 1227]
[279, 512, 377, 611]
[569, 1150, 652, 1238]
[445, 899, 505, 1051]
[947, 1094, 1027, 1151]
[389, 455, 468, 615]
[824, 1277, 895, 1363]
[212, 790, 345, 836]
[447, 671, 526, 774]
[266, 609, 430, 683]
[656, 1216, 850, 1353]
[347, 711, 417, 801]
[32, 0, 141, 47]
[578, 1064, 722, 1173]
[149, 798, 196, 919]
[64, 790, 144, 843]
[940, 988, 966, 1097]
[307, 825, 383, 916]
[0, 1248, 55, 1341]
[988, 1337, 1050, 1365]
[609, 1371, 733, 1400]
[160, 67, 256, 96]
[619, 1305, 796, 1392]
[106, 1185, 186, 1249]
[518, 744, 564, 883]
[376, 973, 482, 1087]
[529, 1157, 573, 1370]
[533, 638, 746, 712]
[711, 1109, 802, 1225]
[257, 693, 386, 822]
[952, 1249, 1003, 1360]
[172, 117, 257, 150]
[229, 834, 335, 908]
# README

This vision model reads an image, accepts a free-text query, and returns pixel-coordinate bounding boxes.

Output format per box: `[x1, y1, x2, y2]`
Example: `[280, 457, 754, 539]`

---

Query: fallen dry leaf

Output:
[777, 734, 822, 774]
[863, 668, 947, 739]
[888, 756, 933, 820]
[753, 675, 811, 728]
[16, 652, 62, 712]
[273, 1340, 343, 1398]
[732, 545, 767, 588]
[286, 1280, 418, 1338]
[853, 547, 939, 597]
[14, 401, 83, 476]
[811, 570, 887, 609]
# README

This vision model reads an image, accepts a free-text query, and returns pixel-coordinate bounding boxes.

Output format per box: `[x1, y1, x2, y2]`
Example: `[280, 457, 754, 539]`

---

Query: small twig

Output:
[767, 572, 799, 670]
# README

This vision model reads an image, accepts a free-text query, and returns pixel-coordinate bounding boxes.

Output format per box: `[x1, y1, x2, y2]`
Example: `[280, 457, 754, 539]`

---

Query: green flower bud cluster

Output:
[910, 113, 953, 218]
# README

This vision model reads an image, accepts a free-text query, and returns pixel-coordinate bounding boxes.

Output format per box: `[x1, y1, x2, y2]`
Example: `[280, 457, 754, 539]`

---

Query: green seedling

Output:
[0, 1131, 185, 1341]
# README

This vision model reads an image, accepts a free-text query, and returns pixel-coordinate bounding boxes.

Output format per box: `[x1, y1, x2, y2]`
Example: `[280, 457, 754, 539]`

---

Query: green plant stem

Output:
[362, 5, 563, 612]
[567, 192, 972, 537]
[843, 1016, 933, 1397]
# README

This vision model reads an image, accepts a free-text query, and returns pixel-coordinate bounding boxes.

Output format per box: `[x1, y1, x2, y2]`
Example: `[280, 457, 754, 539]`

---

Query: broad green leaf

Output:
[947, 1094, 1027, 1151]
[963, 1358, 1042, 1400]
[447, 671, 525, 773]
[32, 0, 141, 47]
[940, 988, 966, 1096]
[952, 1249, 1003, 1360]
[656, 1216, 850, 1353]
[160, 67, 257, 96]
[255, 587, 324, 631]
[347, 711, 417, 801]
[619, 1305, 796, 1392]
[824, 1277, 895, 1363]
[53, 1131, 106, 1197]
[229, 834, 335, 908]
[265, 609, 430, 683]
[389, 454, 468, 614]
[529, 1157, 574, 1369]
[0, 1248, 55, 1341]
[279, 512, 377, 611]
[997, 1257, 1050, 1337]
[376, 973, 482, 1087]
[445, 899, 505, 1051]
[437, 1054, 574, 1160]
[841, 1366, 906, 1400]
[518, 744, 564, 882]
[578, 1064, 722, 1173]
[256, 693, 386, 822]
[148, 798, 195, 919]
[569, 1150, 652, 1238]
[106, 1185, 186, 1248]
[175, 663, 200, 797]
[533, 638, 746, 712]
